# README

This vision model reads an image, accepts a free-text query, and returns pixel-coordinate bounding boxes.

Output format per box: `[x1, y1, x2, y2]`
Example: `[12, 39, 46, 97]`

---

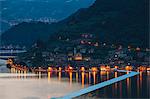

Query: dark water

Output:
[36, 71, 125, 86]
[77, 71, 150, 99]
[34, 71, 150, 98]
[1, 67, 150, 98]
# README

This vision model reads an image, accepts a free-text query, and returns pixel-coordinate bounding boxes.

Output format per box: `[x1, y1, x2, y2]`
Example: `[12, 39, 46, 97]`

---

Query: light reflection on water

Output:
[69, 72, 72, 86]
[0, 67, 123, 99]
[82, 71, 149, 99]
[0, 67, 149, 99]
[0, 72, 82, 99]
[81, 72, 84, 88]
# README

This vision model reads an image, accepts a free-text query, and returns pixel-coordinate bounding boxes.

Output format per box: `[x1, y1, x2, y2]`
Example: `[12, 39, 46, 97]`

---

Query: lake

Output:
[76, 71, 150, 99]
[0, 59, 149, 99]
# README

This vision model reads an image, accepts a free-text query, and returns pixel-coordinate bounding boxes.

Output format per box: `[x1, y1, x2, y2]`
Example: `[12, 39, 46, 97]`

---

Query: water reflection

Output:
[69, 72, 72, 86]
[24, 70, 27, 79]
[92, 72, 96, 84]
[76, 72, 78, 82]
[126, 77, 130, 97]
[0, 73, 82, 99]
[139, 72, 142, 90]
[90, 71, 149, 98]
[112, 72, 118, 96]
[100, 71, 106, 81]
[137, 73, 140, 97]
[119, 81, 122, 98]
[6, 67, 150, 98]
[48, 72, 51, 82]
[38, 71, 41, 79]
[9, 67, 122, 86]
[106, 71, 109, 80]
[147, 71, 150, 97]
[58, 72, 61, 81]
[81, 72, 85, 88]
[115, 72, 118, 90]
[85, 73, 89, 87]
[18, 70, 21, 79]
[125, 72, 129, 97]
[88, 72, 91, 84]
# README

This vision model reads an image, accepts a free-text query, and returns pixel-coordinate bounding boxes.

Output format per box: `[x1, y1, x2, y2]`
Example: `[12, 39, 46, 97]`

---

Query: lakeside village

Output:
[4, 33, 150, 73]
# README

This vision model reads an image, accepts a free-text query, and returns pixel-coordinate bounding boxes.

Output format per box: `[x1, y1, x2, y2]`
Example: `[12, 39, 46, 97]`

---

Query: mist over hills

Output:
[0, 0, 95, 32]
[1, 0, 149, 48]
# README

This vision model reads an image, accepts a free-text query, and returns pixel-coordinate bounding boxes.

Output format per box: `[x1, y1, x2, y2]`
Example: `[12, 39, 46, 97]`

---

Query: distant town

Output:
[1, 33, 149, 72]
[1, 17, 57, 28]
[0, 0, 149, 99]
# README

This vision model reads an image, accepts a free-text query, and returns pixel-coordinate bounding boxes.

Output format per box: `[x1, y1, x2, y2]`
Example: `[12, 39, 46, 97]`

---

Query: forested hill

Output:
[1, 22, 61, 46]
[1, 0, 149, 47]
[1, 0, 95, 32]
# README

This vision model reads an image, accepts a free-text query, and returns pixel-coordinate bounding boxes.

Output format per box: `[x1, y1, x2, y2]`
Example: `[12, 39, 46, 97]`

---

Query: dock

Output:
[53, 70, 139, 99]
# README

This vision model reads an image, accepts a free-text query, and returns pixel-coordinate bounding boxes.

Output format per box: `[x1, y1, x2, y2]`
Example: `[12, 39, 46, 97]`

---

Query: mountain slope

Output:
[0, 0, 95, 32]
[1, 0, 149, 47]
[58, 0, 149, 47]
[1, 21, 66, 46]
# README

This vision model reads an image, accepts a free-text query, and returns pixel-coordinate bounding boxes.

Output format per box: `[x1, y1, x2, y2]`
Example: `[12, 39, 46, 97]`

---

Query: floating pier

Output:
[53, 70, 139, 99]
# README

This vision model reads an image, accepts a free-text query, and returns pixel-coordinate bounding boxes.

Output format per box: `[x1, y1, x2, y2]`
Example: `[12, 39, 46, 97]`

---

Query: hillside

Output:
[1, 0, 149, 47]
[58, 0, 149, 47]
[0, 0, 95, 32]
[1, 22, 61, 46]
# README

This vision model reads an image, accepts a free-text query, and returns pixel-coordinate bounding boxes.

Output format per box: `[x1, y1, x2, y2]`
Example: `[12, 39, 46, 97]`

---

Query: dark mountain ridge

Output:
[0, 0, 95, 32]
[58, 0, 149, 47]
[1, 0, 149, 47]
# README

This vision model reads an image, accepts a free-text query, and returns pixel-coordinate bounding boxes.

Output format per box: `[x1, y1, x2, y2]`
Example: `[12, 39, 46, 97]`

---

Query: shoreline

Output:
[0, 59, 6, 65]
[0, 59, 9, 73]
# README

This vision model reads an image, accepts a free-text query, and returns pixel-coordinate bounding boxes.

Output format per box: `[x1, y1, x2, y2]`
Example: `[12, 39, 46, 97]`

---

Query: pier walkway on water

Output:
[53, 70, 139, 99]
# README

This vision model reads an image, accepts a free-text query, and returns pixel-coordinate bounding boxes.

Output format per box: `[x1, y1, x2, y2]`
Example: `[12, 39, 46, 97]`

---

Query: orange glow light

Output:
[147, 67, 150, 71]
[115, 66, 118, 69]
[69, 66, 73, 70]
[100, 66, 106, 71]
[58, 67, 62, 71]
[48, 67, 53, 72]
[91, 67, 98, 72]
[138, 66, 146, 71]
[80, 67, 85, 72]
[125, 66, 133, 71]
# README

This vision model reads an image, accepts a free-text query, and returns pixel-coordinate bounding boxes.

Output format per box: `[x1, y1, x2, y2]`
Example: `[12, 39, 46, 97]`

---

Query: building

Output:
[74, 53, 83, 61]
